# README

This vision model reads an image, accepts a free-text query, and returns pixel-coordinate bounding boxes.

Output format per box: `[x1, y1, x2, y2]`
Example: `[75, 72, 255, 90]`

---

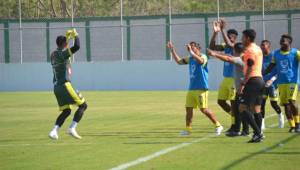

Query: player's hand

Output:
[265, 80, 273, 87]
[167, 41, 174, 50]
[66, 29, 73, 40]
[186, 44, 192, 52]
[213, 21, 221, 33]
[72, 28, 78, 37]
[206, 48, 216, 57]
[219, 19, 226, 30]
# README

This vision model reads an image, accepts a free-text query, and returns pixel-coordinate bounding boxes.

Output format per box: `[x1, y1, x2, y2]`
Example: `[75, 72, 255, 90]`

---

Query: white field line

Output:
[109, 114, 280, 170]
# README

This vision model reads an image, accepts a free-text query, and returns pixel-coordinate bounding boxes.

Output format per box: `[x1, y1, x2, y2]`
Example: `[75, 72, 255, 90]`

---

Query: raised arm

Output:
[209, 21, 224, 51]
[220, 19, 235, 48]
[187, 44, 206, 65]
[167, 42, 188, 65]
[207, 48, 235, 64]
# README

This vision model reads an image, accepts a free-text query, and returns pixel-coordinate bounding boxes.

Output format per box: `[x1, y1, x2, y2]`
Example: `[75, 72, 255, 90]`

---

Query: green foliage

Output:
[0, 0, 299, 19]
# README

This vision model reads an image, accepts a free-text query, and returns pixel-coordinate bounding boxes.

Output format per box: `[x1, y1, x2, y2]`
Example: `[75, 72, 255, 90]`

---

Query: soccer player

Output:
[167, 41, 223, 136]
[209, 19, 238, 131]
[264, 34, 300, 133]
[49, 29, 88, 140]
[207, 43, 249, 137]
[239, 29, 265, 143]
[260, 40, 284, 130]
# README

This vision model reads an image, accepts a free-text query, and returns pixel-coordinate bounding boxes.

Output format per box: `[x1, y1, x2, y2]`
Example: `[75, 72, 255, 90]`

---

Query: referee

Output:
[239, 29, 265, 143]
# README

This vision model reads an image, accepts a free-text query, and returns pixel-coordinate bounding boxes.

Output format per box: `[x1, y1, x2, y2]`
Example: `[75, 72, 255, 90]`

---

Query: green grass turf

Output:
[0, 91, 299, 170]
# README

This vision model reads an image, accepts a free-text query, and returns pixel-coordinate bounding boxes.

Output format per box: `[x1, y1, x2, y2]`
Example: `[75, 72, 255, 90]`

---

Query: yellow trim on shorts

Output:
[65, 82, 85, 106]
[59, 104, 71, 111]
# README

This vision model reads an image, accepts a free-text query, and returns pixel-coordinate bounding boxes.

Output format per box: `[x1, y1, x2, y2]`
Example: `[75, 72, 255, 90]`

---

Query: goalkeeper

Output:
[49, 29, 88, 140]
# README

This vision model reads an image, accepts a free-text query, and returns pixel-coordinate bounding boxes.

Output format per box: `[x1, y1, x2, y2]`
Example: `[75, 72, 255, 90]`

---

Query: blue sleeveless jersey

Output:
[262, 52, 278, 87]
[273, 48, 299, 84]
[223, 47, 234, 77]
[188, 55, 209, 90]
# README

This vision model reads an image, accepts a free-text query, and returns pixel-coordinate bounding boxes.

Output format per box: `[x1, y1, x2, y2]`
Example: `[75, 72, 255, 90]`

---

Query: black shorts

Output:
[239, 77, 265, 105]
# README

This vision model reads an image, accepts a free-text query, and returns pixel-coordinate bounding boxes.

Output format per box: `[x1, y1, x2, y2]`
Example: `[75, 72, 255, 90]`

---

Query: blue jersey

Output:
[223, 47, 234, 77]
[185, 54, 209, 90]
[272, 48, 300, 84]
[262, 52, 278, 88]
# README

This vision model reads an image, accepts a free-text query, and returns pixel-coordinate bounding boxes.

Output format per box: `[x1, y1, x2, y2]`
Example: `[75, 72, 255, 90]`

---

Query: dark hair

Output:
[227, 29, 238, 36]
[56, 35, 67, 47]
[261, 39, 271, 45]
[281, 34, 293, 43]
[189, 41, 201, 49]
[234, 42, 244, 54]
[242, 29, 256, 42]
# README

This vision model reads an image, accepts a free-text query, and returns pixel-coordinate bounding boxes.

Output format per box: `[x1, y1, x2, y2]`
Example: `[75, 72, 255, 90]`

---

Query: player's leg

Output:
[64, 82, 87, 139]
[226, 95, 241, 137]
[278, 84, 295, 132]
[181, 91, 196, 136]
[217, 78, 232, 115]
[260, 98, 267, 130]
[287, 84, 299, 132]
[199, 91, 223, 135]
[269, 86, 284, 128]
[180, 107, 194, 136]
[49, 108, 72, 140]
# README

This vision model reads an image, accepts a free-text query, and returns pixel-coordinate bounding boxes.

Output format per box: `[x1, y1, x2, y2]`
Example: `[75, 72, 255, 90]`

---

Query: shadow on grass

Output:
[221, 134, 299, 170]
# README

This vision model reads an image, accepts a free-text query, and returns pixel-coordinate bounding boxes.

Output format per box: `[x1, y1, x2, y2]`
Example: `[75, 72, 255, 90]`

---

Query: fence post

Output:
[85, 20, 91, 62]
[204, 15, 209, 50]
[165, 16, 171, 60]
[287, 12, 292, 35]
[46, 21, 50, 62]
[126, 18, 131, 60]
[4, 21, 10, 63]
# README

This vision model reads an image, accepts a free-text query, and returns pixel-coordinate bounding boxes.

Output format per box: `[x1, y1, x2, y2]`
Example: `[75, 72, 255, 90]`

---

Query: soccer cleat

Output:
[49, 130, 59, 140]
[295, 124, 300, 133]
[261, 118, 265, 131]
[240, 131, 250, 136]
[225, 125, 234, 133]
[67, 128, 82, 139]
[215, 126, 223, 136]
[225, 131, 240, 137]
[278, 114, 285, 128]
[180, 126, 192, 136]
[248, 134, 264, 143]
[180, 130, 191, 136]
[288, 127, 295, 133]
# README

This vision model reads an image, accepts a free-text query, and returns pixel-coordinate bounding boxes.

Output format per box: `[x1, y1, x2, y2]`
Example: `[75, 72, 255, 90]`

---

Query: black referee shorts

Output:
[239, 77, 265, 106]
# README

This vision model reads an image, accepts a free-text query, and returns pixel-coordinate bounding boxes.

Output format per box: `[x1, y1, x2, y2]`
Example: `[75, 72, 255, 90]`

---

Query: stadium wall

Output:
[0, 60, 226, 91]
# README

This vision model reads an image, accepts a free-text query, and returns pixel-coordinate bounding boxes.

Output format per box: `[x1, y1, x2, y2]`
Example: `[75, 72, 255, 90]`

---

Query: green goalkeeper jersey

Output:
[50, 49, 72, 86]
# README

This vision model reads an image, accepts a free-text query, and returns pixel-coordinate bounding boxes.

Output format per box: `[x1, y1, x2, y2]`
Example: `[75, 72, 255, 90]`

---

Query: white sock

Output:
[53, 125, 60, 131]
[69, 121, 78, 129]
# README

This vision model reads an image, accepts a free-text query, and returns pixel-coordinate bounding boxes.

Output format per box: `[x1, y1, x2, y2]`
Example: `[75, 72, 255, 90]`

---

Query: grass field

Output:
[0, 91, 299, 170]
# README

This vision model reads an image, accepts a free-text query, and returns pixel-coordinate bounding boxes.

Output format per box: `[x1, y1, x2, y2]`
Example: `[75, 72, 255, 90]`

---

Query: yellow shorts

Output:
[185, 90, 208, 109]
[218, 77, 236, 101]
[278, 83, 298, 106]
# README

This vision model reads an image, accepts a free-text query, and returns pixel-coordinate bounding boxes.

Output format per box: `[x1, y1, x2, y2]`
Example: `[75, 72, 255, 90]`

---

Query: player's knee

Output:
[200, 108, 209, 115]
[79, 102, 88, 111]
[62, 108, 71, 116]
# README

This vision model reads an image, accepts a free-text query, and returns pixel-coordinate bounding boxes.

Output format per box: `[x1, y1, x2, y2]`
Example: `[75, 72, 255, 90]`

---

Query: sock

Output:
[294, 115, 300, 124]
[270, 101, 282, 115]
[69, 121, 78, 129]
[53, 125, 60, 131]
[288, 119, 296, 128]
[242, 110, 261, 135]
[254, 113, 263, 130]
[186, 126, 192, 132]
[214, 121, 221, 127]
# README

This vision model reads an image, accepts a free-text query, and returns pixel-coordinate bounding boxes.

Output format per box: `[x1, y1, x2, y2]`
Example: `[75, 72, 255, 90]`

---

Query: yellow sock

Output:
[186, 126, 192, 132]
[214, 121, 221, 127]
[288, 119, 296, 128]
[294, 115, 300, 124]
